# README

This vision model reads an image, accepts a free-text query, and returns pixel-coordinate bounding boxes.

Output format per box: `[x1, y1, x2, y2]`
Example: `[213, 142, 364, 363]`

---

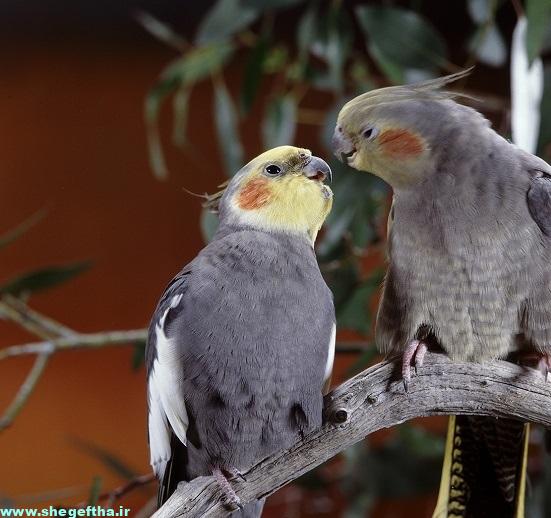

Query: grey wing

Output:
[527, 172, 551, 236]
[146, 267, 191, 480]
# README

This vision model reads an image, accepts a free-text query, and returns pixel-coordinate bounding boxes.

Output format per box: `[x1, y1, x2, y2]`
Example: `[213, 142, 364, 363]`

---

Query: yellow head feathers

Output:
[215, 146, 333, 243]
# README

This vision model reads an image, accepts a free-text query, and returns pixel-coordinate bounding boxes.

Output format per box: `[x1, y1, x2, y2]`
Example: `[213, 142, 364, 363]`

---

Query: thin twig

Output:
[0, 329, 148, 361]
[0, 352, 51, 430]
[0, 294, 76, 339]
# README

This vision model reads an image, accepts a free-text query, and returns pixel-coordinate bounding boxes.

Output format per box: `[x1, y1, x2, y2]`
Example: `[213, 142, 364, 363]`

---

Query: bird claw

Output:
[401, 339, 428, 392]
[212, 467, 242, 509]
[227, 467, 247, 482]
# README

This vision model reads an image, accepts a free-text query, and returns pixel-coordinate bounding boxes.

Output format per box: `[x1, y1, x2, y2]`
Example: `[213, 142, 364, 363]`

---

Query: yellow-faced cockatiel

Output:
[332, 70, 551, 517]
[146, 146, 335, 516]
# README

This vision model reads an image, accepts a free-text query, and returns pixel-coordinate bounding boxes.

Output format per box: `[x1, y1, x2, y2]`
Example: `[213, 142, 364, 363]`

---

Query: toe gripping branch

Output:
[401, 339, 428, 391]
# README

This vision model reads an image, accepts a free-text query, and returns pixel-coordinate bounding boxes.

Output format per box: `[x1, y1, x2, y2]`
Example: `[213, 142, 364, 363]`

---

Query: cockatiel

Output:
[146, 146, 335, 517]
[332, 70, 551, 517]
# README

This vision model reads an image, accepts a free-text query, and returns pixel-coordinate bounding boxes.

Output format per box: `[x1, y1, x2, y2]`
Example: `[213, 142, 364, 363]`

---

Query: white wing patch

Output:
[148, 294, 188, 478]
[324, 323, 336, 383]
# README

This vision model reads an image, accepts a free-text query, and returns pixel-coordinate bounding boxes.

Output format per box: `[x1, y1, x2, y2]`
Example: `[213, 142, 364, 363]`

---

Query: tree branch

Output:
[154, 352, 551, 518]
[0, 329, 148, 361]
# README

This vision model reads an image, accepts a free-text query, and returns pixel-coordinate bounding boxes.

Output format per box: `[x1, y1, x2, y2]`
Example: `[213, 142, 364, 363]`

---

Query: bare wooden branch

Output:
[0, 329, 148, 361]
[0, 294, 77, 339]
[154, 352, 551, 518]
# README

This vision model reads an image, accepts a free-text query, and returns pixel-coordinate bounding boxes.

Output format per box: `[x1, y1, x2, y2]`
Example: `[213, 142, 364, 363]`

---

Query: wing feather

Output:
[146, 270, 191, 479]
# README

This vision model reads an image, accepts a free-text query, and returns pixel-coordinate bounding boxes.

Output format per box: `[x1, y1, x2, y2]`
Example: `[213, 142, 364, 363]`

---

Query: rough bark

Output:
[154, 352, 551, 518]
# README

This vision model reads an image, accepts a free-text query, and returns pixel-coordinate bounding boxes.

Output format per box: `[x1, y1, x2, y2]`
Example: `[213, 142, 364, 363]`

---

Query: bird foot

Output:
[227, 467, 247, 482]
[212, 467, 242, 509]
[402, 339, 428, 392]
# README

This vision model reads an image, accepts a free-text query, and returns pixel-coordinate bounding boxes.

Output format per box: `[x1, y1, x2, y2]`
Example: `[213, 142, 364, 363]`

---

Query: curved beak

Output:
[303, 156, 332, 183]
[332, 126, 356, 164]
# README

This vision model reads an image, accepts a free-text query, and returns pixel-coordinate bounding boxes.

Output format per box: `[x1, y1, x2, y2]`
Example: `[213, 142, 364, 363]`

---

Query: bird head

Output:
[332, 69, 483, 189]
[212, 146, 333, 243]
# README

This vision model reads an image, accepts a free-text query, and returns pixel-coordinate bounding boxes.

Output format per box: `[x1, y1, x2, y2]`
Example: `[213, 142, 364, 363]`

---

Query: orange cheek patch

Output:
[379, 129, 424, 158]
[237, 177, 273, 210]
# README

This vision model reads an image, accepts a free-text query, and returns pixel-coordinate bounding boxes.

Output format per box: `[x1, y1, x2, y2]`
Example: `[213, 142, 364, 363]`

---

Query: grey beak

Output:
[303, 156, 332, 183]
[332, 126, 356, 164]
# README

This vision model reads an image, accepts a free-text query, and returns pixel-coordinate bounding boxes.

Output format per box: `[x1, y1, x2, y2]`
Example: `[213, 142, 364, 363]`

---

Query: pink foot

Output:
[402, 339, 428, 391]
[212, 467, 242, 509]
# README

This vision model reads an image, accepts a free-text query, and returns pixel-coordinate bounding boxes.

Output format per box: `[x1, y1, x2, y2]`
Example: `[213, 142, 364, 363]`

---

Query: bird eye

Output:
[363, 126, 379, 141]
[265, 164, 282, 176]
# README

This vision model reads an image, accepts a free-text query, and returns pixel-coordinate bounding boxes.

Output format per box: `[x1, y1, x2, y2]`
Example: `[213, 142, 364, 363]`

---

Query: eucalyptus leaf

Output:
[161, 43, 235, 86]
[172, 86, 191, 147]
[356, 6, 447, 73]
[241, 0, 304, 7]
[145, 77, 180, 180]
[69, 437, 137, 480]
[0, 261, 91, 296]
[131, 340, 147, 371]
[537, 65, 551, 159]
[337, 269, 384, 336]
[467, 0, 493, 24]
[241, 34, 269, 114]
[297, 5, 318, 64]
[135, 11, 187, 50]
[196, 0, 259, 44]
[310, 8, 352, 92]
[526, 0, 551, 64]
[262, 94, 297, 148]
[214, 82, 244, 177]
[146, 43, 234, 176]
[87, 477, 102, 507]
[0, 208, 47, 250]
[471, 24, 507, 67]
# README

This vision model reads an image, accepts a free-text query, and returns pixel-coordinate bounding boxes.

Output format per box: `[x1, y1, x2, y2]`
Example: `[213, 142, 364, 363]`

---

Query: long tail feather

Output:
[433, 416, 529, 518]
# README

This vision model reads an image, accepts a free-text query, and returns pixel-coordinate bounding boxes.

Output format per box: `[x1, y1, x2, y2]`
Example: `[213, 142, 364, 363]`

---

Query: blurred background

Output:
[1, 0, 551, 516]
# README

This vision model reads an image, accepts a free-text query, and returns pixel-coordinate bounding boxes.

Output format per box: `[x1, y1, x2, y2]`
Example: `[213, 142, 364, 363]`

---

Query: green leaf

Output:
[0, 261, 91, 296]
[69, 437, 136, 480]
[241, 0, 305, 7]
[526, 0, 551, 64]
[196, 0, 259, 44]
[310, 8, 352, 92]
[172, 86, 191, 147]
[262, 94, 297, 148]
[337, 269, 384, 336]
[87, 476, 102, 506]
[161, 43, 235, 87]
[145, 77, 181, 180]
[537, 65, 551, 159]
[356, 6, 447, 74]
[470, 24, 507, 67]
[131, 340, 147, 371]
[135, 11, 187, 51]
[145, 43, 235, 179]
[296, 5, 318, 63]
[241, 34, 269, 114]
[200, 208, 220, 243]
[0, 208, 48, 250]
[214, 82, 244, 177]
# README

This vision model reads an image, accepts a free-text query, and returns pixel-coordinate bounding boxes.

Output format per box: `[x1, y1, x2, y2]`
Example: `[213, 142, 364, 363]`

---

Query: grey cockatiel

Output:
[146, 146, 336, 516]
[332, 70, 551, 517]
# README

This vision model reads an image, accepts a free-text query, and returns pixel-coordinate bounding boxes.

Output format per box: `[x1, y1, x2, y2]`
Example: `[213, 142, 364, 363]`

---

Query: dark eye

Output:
[363, 126, 379, 141]
[265, 164, 281, 176]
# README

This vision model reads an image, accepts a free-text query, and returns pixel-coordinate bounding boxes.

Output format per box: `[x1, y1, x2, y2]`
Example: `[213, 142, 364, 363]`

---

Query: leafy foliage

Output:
[0, 262, 91, 296]
[140, 1, 551, 514]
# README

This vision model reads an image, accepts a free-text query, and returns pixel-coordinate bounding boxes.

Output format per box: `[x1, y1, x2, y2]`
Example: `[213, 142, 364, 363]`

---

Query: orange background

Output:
[0, 3, 451, 516]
